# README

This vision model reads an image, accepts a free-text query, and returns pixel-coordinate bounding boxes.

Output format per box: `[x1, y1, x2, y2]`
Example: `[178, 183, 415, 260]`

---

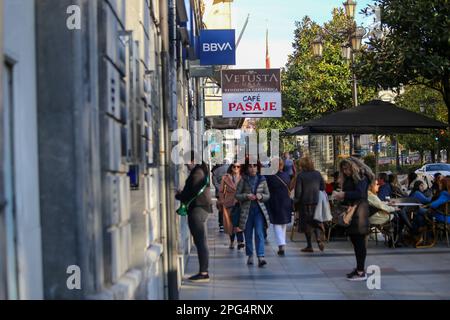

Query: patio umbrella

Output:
[285, 100, 448, 174]
[285, 100, 447, 136]
[284, 126, 424, 136]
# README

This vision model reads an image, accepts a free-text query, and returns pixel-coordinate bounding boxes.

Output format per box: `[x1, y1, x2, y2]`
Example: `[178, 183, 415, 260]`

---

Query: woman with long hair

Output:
[409, 181, 432, 204]
[218, 161, 244, 249]
[265, 158, 293, 256]
[334, 157, 374, 281]
[175, 152, 212, 282]
[235, 161, 271, 267]
[294, 157, 325, 252]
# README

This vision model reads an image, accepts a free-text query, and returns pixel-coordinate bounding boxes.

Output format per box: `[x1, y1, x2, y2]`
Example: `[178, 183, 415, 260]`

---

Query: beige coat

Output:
[218, 174, 241, 208]
[235, 175, 270, 231]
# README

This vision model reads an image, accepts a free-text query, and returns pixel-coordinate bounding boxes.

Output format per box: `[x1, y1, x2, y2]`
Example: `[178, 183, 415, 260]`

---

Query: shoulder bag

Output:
[176, 175, 210, 216]
[337, 203, 358, 227]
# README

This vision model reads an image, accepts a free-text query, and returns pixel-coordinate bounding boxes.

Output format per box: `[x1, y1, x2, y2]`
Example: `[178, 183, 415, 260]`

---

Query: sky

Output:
[231, 0, 374, 69]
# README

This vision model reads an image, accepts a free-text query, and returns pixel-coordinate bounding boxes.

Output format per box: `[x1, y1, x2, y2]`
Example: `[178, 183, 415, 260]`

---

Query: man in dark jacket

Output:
[377, 173, 392, 201]
[176, 152, 212, 282]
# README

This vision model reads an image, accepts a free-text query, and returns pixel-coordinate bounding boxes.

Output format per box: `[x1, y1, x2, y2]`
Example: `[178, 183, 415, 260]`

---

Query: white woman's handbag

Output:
[314, 191, 332, 222]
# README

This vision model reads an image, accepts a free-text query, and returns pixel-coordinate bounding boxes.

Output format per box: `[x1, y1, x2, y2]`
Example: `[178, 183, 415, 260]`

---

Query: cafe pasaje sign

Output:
[221, 69, 282, 118]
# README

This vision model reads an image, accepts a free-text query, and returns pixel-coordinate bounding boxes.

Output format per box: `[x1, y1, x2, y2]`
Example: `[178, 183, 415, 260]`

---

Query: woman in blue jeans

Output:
[235, 161, 271, 267]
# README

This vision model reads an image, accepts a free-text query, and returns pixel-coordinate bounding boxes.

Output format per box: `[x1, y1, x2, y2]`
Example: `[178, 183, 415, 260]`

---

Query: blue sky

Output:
[232, 0, 374, 69]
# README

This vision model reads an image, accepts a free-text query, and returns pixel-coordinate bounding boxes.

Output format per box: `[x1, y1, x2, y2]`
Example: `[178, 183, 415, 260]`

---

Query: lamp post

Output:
[343, 0, 357, 19]
[311, 1, 366, 158]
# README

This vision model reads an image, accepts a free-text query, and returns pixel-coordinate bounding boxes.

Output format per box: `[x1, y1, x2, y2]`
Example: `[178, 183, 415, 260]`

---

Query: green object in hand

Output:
[176, 203, 188, 216]
[176, 174, 209, 216]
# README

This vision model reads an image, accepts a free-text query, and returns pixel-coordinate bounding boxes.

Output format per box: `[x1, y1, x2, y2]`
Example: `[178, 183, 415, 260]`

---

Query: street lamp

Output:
[341, 43, 352, 60]
[312, 35, 324, 58]
[420, 103, 425, 113]
[311, 0, 367, 157]
[343, 0, 357, 19]
[351, 26, 366, 51]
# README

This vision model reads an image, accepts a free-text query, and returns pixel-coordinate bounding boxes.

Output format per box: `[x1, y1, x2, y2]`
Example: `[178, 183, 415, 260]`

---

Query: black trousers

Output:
[349, 234, 367, 272]
[230, 232, 244, 243]
[188, 207, 209, 273]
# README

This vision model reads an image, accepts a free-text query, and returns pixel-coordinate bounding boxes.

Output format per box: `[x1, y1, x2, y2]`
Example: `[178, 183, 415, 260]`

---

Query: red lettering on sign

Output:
[228, 103, 236, 111]
[254, 103, 261, 111]
[245, 103, 253, 111]
[270, 102, 276, 111]
[236, 103, 244, 111]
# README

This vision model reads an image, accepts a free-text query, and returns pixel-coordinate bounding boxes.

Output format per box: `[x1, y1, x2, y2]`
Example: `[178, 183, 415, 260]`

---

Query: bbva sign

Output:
[202, 42, 233, 52]
[199, 29, 236, 66]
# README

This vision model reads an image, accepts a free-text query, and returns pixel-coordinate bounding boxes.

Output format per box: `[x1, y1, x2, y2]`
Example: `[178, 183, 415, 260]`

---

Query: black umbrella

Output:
[285, 100, 447, 174]
[286, 99, 447, 136]
[284, 126, 424, 136]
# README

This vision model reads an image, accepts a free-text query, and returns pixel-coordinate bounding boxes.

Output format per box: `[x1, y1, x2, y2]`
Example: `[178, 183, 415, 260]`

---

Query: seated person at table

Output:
[414, 177, 450, 230]
[368, 179, 396, 225]
[389, 174, 408, 198]
[377, 173, 392, 201]
[408, 172, 432, 195]
[431, 173, 443, 199]
[409, 181, 432, 204]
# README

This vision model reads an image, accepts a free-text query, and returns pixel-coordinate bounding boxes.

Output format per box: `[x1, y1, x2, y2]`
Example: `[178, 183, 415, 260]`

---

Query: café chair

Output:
[369, 220, 396, 248]
[416, 201, 450, 248]
[434, 202, 450, 247]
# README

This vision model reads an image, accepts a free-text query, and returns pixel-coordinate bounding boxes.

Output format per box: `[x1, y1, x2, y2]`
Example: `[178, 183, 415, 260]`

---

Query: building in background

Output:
[1, 0, 205, 300]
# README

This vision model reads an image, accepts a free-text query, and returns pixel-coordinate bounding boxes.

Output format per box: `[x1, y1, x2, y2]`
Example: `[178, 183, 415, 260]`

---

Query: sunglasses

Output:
[232, 165, 241, 168]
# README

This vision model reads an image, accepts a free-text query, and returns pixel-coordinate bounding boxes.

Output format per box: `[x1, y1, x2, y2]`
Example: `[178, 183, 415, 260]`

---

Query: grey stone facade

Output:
[1, 0, 203, 299]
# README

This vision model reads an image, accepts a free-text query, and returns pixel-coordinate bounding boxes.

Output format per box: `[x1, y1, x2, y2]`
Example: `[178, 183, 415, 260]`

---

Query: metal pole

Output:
[375, 134, 379, 176]
[333, 135, 338, 173]
[351, 51, 361, 157]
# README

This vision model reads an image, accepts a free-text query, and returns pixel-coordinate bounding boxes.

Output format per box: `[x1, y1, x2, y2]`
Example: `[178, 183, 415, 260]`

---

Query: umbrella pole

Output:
[375, 133, 379, 176]
[333, 135, 338, 173]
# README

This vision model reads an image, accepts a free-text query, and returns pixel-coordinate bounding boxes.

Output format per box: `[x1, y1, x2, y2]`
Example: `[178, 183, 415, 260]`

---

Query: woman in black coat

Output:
[294, 157, 325, 253]
[265, 158, 293, 256]
[334, 157, 374, 281]
[175, 152, 212, 282]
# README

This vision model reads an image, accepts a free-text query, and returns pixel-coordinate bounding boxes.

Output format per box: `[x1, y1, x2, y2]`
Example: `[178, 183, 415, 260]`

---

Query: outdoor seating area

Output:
[321, 177, 450, 249]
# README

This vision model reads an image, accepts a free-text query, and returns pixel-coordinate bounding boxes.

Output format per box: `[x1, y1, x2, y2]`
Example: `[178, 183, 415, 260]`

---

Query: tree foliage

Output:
[355, 0, 450, 123]
[396, 85, 449, 160]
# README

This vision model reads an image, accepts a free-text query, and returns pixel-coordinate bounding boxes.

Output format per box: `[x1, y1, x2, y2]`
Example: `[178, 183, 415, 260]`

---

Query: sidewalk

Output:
[180, 205, 450, 300]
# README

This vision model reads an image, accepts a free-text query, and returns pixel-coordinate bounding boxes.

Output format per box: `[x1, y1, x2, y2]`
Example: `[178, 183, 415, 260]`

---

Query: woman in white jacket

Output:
[368, 179, 397, 225]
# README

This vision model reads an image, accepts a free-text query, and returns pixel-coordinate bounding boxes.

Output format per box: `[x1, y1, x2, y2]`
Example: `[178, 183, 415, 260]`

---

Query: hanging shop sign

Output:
[199, 29, 236, 66]
[221, 69, 282, 118]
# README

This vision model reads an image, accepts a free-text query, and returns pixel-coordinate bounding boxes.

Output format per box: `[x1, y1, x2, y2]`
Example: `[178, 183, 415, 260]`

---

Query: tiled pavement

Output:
[180, 206, 450, 300]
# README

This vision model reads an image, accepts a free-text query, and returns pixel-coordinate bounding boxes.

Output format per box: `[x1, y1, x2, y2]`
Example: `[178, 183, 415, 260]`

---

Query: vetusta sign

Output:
[221, 69, 282, 118]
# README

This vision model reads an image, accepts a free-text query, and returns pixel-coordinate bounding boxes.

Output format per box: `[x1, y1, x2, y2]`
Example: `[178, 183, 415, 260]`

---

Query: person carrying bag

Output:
[177, 174, 210, 216]
[175, 153, 212, 282]
[314, 190, 332, 223]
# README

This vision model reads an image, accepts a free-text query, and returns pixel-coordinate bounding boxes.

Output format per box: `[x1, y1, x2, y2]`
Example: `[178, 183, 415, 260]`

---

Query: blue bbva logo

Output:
[202, 42, 233, 52]
[199, 29, 236, 66]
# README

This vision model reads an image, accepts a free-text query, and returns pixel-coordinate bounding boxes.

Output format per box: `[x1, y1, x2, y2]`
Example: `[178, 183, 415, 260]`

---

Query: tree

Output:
[396, 85, 450, 162]
[355, 0, 450, 125]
